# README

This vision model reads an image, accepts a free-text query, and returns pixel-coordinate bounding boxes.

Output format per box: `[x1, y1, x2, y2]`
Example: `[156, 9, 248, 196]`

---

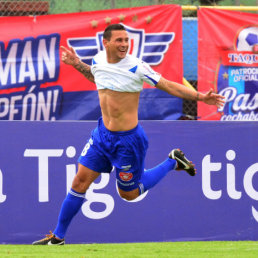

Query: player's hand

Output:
[60, 46, 80, 67]
[202, 89, 225, 108]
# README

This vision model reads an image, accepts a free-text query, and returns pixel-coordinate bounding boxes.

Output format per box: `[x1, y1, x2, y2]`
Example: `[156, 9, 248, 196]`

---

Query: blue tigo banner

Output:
[0, 121, 257, 244]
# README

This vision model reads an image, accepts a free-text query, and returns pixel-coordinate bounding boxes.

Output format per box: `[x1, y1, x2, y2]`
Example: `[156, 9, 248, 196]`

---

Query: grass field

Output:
[0, 241, 258, 258]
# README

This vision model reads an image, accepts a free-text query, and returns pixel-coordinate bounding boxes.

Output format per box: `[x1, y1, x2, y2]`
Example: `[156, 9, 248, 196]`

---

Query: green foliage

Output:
[48, 0, 258, 14]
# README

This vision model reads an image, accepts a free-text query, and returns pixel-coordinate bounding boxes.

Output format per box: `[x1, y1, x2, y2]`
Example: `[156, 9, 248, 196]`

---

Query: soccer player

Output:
[33, 24, 225, 245]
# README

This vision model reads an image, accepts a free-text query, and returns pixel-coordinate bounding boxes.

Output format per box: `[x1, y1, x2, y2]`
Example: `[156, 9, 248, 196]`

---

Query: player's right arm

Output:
[60, 46, 95, 83]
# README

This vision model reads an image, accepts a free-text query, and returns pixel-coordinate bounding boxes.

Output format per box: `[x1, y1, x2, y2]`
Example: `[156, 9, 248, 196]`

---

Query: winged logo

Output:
[67, 24, 175, 66]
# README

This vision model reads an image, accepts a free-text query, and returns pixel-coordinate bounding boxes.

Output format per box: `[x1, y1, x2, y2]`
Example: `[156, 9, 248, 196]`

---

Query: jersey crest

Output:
[67, 24, 175, 66]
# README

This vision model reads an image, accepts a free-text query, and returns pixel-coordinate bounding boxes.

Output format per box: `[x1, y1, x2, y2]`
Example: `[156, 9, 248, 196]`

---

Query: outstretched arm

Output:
[60, 46, 95, 83]
[156, 77, 225, 108]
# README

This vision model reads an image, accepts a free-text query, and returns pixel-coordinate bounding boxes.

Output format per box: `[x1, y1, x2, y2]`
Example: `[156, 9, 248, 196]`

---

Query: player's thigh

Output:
[115, 136, 148, 192]
[78, 133, 113, 174]
[75, 137, 112, 192]
[72, 164, 100, 193]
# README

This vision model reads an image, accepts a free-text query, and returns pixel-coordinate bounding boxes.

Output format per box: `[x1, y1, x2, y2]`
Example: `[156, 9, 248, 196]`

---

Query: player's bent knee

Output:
[71, 174, 91, 193]
[118, 188, 139, 201]
[72, 166, 100, 193]
[71, 176, 85, 192]
[120, 193, 136, 201]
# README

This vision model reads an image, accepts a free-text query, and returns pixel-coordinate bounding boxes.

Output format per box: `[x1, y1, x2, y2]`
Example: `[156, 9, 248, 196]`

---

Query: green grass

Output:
[0, 241, 258, 258]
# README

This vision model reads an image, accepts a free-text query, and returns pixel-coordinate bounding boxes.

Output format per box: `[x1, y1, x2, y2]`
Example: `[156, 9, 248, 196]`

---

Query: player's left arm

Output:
[61, 46, 95, 83]
[156, 77, 225, 108]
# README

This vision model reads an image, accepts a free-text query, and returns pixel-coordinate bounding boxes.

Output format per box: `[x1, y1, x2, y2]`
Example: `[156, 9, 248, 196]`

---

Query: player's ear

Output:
[103, 38, 109, 48]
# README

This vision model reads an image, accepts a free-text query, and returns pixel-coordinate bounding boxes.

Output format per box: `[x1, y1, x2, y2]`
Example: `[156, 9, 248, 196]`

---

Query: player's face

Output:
[104, 30, 129, 63]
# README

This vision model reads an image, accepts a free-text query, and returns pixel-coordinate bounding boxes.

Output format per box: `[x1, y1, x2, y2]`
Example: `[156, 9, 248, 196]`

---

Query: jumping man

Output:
[33, 24, 225, 245]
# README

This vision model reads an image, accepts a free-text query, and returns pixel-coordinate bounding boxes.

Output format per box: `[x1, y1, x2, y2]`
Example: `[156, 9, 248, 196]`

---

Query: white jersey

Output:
[91, 51, 161, 92]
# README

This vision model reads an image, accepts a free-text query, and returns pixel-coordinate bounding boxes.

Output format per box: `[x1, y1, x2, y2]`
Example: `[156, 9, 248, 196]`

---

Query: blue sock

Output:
[53, 189, 85, 239]
[138, 158, 176, 194]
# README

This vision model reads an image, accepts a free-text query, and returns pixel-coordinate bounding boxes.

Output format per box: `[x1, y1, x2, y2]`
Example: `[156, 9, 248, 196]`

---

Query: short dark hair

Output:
[103, 24, 126, 40]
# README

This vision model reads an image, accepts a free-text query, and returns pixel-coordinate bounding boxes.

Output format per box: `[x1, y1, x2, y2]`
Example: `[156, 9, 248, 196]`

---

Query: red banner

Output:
[0, 5, 183, 121]
[198, 8, 258, 121]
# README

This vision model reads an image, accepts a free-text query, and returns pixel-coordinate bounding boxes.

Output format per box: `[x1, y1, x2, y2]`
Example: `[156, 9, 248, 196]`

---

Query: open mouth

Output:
[118, 47, 128, 53]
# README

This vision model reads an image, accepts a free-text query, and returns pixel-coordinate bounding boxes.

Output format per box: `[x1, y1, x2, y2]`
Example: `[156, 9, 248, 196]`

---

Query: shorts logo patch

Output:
[119, 172, 133, 182]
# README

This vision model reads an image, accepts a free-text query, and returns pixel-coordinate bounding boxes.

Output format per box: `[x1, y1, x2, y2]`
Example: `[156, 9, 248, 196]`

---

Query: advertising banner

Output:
[198, 8, 258, 120]
[0, 121, 257, 244]
[0, 5, 183, 121]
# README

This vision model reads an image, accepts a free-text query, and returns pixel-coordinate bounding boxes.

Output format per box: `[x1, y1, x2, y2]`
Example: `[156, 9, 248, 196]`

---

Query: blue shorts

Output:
[78, 118, 149, 191]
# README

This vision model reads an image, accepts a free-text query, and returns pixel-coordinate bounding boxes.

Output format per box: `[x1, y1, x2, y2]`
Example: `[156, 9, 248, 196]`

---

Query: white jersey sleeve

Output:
[137, 60, 161, 86]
